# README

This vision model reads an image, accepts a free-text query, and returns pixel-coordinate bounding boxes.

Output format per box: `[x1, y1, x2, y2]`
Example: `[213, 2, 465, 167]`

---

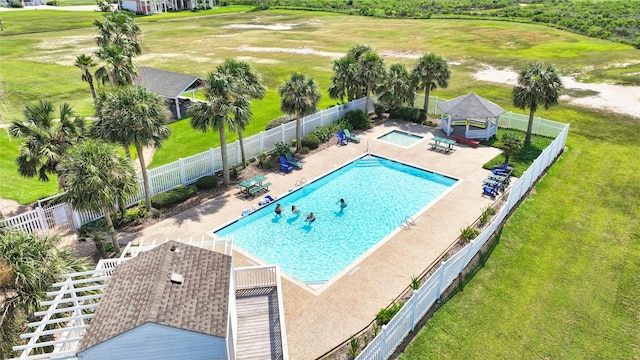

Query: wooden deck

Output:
[236, 287, 284, 360]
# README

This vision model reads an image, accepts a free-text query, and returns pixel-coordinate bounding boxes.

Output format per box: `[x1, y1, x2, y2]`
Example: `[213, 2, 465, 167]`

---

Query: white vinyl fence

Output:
[1, 99, 366, 233]
[354, 123, 569, 360]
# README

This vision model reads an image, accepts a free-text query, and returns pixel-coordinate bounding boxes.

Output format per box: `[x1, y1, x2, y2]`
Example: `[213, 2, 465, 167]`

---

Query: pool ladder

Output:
[295, 177, 307, 188]
[400, 216, 416, 230]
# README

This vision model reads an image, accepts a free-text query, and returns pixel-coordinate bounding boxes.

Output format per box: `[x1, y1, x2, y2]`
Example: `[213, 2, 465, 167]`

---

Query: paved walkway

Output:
[118, 121, 502, 359]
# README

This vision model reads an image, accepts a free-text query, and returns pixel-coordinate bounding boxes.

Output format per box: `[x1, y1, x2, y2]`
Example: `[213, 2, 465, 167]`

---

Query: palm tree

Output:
[278, 72, 321, 152]
[412, 53, 451, 115]
[328, 56, 358, 102]
[512, 63, 562, 145]
[74, 54, 98, 104]
[94, 43, 138, 87]
[188, 71, 252, 185]
[58, 140, 139, 252]
[92, 86, 171, 211]
[216, 59, 266, 166]
[357, 51, 386, 113]
[94, 11, 141, 59]
[9, 100, 85, 189]
[376, 63, 416, 110]
[0, 231, 89, 358]
[501, 132, 523, 166]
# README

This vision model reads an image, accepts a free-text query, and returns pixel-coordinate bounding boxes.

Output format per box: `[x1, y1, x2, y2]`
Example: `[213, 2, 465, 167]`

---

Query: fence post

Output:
[259, 132, 264, 154]
[36, 206, 49, 232]
[209, 148, 216, 175]
[436, 261, 446, 297]
[381, 324, 388, 357]
[410, 289, 418, 331]
[179, 158, 186, 185]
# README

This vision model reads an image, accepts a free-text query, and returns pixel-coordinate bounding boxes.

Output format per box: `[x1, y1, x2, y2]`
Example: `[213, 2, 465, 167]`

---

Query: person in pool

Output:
[305, 212, 316, 222]
[275, 203, 282, 216]
[337, 198, 347, 210]
[292, 205, 299, 214]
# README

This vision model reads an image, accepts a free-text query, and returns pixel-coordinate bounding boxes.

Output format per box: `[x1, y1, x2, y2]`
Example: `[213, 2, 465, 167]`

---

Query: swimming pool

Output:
[215, 155, 457, 285]
[377, 130, 424, 147]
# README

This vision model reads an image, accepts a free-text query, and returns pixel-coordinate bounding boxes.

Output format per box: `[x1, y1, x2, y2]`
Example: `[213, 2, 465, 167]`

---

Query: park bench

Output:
[249, 182, 272, 196]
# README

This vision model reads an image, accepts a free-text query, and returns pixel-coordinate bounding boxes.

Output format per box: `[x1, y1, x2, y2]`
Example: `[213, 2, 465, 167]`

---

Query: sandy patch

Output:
[378, 50, 422, 60]
[136, 53, 212, 63]
[474, 65, 640, 118]
[222, 23, 297, 31]
[233, 45, 344, 59]
[236, 56, 279, 64]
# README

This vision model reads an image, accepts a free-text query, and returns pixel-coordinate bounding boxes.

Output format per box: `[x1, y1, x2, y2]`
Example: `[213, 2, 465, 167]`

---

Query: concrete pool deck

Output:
[119, 121, 502, 359]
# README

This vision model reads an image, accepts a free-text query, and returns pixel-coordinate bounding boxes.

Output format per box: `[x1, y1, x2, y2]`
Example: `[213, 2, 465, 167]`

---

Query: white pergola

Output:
[438, 93, 506, 140]
[11, 237, 234, 360]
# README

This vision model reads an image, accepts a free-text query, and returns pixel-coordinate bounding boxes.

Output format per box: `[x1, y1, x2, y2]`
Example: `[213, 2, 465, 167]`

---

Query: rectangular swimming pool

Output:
[214, 155, 457, 285]
[377, 130, 424, 147]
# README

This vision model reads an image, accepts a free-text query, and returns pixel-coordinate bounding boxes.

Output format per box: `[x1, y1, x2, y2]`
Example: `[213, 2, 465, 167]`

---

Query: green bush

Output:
[310, 126, 332, 143]
[151, 185, 198, 209]
[265, 114, 295, 130]
[460, 226, 481, 243]
[113, 206, 148, 228]
[272, 142, 291, 157]
[344, 109, 371, 130]
[389, 107, 427, 124]
[194, 175, 217, 190]
[301, 133, 320, 150]
[375, 300, 404, 326]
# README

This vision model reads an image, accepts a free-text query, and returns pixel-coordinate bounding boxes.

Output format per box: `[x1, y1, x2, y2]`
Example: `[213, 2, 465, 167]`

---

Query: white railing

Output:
[355, 123, 569, 360]
[234, 265, 279, 290]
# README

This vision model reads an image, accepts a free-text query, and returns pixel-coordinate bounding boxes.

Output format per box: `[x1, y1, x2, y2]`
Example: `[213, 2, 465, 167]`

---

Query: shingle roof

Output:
[77, 241, 232, 352]
[134, 66, 203, 99]
[437, 92, 505, 118]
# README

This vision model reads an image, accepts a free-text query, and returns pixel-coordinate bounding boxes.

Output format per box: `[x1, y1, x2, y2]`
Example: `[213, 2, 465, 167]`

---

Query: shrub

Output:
[113, 206, 148, 228]
[460, 226, 480, 243]
[298, 146, 311, 155]
[310, 125, 332, 143]
[8, 0, 23, 7]
[301, 133, 320, 150]
[265, 114, 295, 130]
[194, 175, 217, 190]
[375, 300, 403, 326]
[373, 102, 387, 119]
[389, 107, 427, 124]
[344, 109, 371, 130]
[46, 0, 59, 5]
[272, 142, 291, 157]
[151, 185, 198, 209]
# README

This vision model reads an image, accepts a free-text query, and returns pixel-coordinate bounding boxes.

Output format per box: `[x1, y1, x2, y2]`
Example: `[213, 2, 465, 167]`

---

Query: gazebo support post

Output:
[175, 98, 181, 119]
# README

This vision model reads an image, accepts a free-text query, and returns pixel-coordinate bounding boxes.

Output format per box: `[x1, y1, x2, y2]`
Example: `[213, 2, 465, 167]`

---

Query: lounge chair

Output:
[482, 183, 500, 199]
[337, 130, 348, 146]
[492, 163, 510, 175]
[279, 156, 294, 173]
[343, 129, 361, 143]
[285, 152, 303, 169]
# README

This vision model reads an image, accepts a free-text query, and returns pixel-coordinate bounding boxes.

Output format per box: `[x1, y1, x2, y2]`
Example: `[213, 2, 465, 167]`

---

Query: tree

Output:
[188, 71, 252, 185]
[412, 53, 451, 115]
[376, 63, 416, 110]
[357, 51, 386, 113]
[9, 100, 85, 189]
[93, 11, 141, 87]
[328, 44, 374, 103]
[501, 132, 523, 166]
[74, 54, 98, 104]
[58, 140, 139, 252]
[94, 43, 138, 87]
[0, 231, 89, 358]
[216, 59, 266, 166]
[512, 62, 562, 145]
[278, 72, 321, 152]
[92, 86, 171, 211]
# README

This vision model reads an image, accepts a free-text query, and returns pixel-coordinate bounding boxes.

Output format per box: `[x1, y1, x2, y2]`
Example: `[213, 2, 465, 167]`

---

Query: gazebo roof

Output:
[438, 92, 505, 118]
[77, 241, 232, 353]
[134, 66, 203, 99]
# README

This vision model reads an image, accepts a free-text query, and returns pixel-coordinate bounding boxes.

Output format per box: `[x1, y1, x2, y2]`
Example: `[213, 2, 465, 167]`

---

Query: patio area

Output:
[118, 120, 503, 359]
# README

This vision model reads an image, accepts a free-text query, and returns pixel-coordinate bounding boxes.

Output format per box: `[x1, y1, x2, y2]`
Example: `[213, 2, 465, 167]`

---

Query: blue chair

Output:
[492, 163, 509, 175]
[285, 152, 303, 169]
[482, 184, 500, 199]
[279, 156, 294, 173]
[337, 130, 348, 146]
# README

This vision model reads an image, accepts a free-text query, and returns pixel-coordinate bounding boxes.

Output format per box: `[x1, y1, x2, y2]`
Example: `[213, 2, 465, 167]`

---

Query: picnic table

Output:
[429, 136, 456, 153]
[235, 175, 271, 197]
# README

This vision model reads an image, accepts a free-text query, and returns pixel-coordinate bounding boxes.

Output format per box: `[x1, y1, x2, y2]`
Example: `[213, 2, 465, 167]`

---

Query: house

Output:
[76, 241, 236, 359]
[121, 0, 216, 15]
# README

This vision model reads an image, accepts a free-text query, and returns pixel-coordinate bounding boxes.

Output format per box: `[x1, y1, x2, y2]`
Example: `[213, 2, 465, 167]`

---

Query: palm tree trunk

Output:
[423, 87, 431, 114]
[238, 128, 246, 167]
[88, 77, 97, 105]
[102, 205, 120, 253]
[296, 116, 302, 152]
[219, 123, 230, 185]
[136, 145, 152, 211]
[525, 111, 535, 145]
[123, 145, 131, 160]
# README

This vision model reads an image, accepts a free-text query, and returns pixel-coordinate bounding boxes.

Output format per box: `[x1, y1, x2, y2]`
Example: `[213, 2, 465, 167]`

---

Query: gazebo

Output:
[438, 93, 505, 140]
[134, 66, 204, 119]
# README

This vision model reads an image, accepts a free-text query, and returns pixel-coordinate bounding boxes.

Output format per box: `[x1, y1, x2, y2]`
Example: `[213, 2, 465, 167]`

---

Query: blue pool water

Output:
[215, 156, 457, 284]
[377, 130, 424, 147]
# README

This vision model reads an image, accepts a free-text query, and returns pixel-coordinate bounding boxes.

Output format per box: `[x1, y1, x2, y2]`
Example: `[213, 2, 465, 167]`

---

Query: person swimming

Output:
[338, 198, 347, 210]
[275, 203, 282, 215]
[305, 212, 316, 222]
[292, 205, 299, 214]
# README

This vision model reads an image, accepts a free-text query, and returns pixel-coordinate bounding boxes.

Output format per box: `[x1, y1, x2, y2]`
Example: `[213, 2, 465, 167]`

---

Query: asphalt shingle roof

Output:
[437, 92, 505, 118]
[77, 241, 232, 352]
[134, 66, 203, 99]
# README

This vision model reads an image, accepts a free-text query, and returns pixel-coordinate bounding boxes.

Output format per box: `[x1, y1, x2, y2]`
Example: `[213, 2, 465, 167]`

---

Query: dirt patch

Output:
[0, 198, 32, 218]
